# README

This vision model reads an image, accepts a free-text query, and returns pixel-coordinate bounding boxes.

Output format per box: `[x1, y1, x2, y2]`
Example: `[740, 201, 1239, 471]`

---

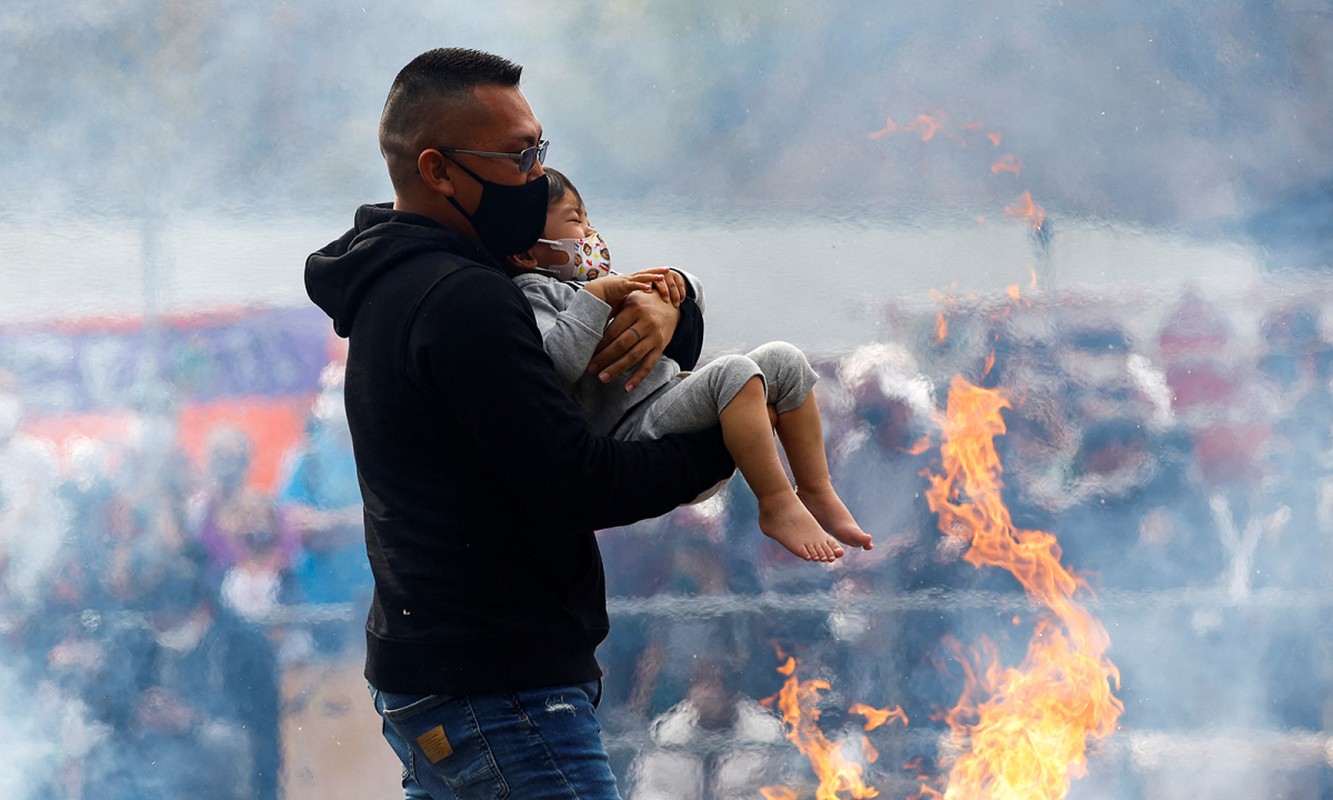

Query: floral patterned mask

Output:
[535, 231, 612, 282]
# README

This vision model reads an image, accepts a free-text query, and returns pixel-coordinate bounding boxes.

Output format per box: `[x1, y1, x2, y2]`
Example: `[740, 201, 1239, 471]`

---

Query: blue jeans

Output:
[369, 680, 623, 800]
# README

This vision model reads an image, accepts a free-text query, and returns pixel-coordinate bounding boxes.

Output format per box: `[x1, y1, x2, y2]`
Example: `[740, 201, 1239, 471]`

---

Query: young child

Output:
[507, 169, 872, 562]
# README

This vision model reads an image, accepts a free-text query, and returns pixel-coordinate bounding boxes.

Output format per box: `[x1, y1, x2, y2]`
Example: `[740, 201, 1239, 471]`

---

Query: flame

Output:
[850, 702, 910, 732]
[911, 114, 941, 142]
[1004, 191, 1046, 231]
[935, 312, 949, 344]
[868, 113, 941, 142]
[764, 660, 885, 799]
[990, 155, 1022, 176]
[987, 132, 1003, 147]
[921, 377, 1123, 799]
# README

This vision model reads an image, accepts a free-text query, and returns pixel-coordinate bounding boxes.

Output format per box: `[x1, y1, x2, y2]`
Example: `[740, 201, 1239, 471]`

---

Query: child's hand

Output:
[627, 267, 685, 307]
[581, 273, 659, 310]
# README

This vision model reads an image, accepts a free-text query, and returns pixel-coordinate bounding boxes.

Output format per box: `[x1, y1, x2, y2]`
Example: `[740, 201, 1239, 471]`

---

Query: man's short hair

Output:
[379, 48, 524, 189]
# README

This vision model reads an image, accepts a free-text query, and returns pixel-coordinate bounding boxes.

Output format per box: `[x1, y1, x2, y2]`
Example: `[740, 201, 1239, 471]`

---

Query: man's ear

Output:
[416, 148, 456, 197]
[507, 250, 538, 270]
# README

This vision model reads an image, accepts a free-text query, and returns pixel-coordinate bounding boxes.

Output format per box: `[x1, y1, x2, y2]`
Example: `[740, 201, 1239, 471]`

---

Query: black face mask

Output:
[441, 156, 550, 260]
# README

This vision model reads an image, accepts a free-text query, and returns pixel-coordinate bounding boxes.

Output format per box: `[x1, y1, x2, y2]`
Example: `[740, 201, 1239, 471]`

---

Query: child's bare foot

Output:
[757, 493, 844, 562]
[797, 484, 874, 550]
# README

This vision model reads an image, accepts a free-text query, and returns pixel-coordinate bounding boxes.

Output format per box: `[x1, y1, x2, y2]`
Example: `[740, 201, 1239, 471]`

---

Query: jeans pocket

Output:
[373, 688, 509, 799]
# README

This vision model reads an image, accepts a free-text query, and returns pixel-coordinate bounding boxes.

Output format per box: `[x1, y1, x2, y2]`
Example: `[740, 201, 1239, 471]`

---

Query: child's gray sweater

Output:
[513, 270, 705, 436]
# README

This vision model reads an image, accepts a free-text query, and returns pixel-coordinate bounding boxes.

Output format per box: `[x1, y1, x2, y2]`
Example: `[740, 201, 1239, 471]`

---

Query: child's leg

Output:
[620, 356, 842, 562]
[720, 376, 842, 562]
[777, 390, 874, 550]
[749, 342, 873, 550]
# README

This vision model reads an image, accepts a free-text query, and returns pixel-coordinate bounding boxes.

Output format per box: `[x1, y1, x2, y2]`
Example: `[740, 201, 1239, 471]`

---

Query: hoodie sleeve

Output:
[411, 268, 733, 530]
[663, 268, 705, 371]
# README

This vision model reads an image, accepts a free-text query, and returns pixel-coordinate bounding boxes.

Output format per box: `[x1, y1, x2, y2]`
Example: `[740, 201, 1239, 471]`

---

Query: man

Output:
[304, 48, 733, 798]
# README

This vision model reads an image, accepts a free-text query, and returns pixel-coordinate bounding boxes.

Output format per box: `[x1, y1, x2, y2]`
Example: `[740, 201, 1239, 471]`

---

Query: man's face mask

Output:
[535, 231, 612, 282]
[440, 155, 550, 260]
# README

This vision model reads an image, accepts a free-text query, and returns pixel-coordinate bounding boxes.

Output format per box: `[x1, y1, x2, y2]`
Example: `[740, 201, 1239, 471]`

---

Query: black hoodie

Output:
[305, 204, 733, 694]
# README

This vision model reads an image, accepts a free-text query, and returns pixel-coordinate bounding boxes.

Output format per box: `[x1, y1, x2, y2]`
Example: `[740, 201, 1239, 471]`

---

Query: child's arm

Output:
[517, 275, 614, 390]
[581, 270, 670, 309]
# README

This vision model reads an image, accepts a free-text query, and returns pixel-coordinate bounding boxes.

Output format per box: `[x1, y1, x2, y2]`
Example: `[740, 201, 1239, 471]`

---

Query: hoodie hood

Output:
[305, 203, 498, 337]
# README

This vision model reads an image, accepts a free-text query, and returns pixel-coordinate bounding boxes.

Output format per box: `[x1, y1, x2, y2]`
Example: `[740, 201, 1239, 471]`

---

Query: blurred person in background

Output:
[105, 380, 199, 602]
[57, 437, 120, 611]
[115, 567, 282, 800]
[278, 361, 368, 656]
[0, 370, 67, 612]
[30, 532, 143, 800]
[1052, 416, 1221, 591]
[188, 424, 297, 586]
[1253, 302, 1333, 591]
[1247, 303, 1333, 747]
[830, 343, 937, 574]
[1154, 290, 1273, 589]
[1055, 319, 1172, 429]
[217, 497, 297, 626]
[982, 309, 1080, 532]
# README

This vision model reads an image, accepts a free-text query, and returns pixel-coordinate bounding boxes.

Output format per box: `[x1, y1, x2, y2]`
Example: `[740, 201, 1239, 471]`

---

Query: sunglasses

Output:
[434, 139, 549, 173]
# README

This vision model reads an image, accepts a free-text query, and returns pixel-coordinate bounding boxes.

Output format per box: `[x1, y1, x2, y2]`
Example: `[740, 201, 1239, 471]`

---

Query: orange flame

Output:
[765, 660, 884, 799]
[850, 702, 909, 731]
[1004, 191, 1046, 231]
[912, 114, 941, 142]
[922, 377, 1123, 799]
[869, 113, 942, 142]
[990, 155, 1022, 177]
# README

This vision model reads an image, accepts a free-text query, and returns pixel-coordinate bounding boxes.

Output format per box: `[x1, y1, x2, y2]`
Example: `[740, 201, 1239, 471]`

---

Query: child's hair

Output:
[543, 167, 583, 209]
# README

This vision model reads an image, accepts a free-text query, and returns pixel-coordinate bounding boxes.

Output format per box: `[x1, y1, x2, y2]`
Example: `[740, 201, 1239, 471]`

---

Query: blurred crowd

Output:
[2, 285, 1333, 798]
[0, 358, 364, 799]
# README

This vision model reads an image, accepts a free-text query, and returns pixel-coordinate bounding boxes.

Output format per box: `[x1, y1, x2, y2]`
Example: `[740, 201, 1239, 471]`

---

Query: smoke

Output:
[2, 1, 1333, 797]
[0, 663, 62, 800]
[2, 0, 1331, 233]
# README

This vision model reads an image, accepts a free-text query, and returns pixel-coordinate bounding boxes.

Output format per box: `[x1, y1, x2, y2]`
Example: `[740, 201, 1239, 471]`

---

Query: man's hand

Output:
[589, 289, 681, 392]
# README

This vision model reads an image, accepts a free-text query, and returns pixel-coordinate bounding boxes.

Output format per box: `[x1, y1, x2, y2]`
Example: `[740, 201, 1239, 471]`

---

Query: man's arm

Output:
[420, 269, 732, 531]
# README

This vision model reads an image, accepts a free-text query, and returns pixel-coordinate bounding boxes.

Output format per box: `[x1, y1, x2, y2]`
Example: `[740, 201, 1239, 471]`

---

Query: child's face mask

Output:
[535, 231, 612, 282]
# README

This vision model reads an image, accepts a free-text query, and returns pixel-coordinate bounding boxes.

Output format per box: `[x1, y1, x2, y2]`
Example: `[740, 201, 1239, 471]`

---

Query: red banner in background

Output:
[5, 304, 335, 492]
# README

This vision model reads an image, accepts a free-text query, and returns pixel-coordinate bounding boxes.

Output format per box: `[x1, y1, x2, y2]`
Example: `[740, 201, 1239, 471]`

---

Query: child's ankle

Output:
[754, 486, 800, 509]
[795, 479, 834, 496]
